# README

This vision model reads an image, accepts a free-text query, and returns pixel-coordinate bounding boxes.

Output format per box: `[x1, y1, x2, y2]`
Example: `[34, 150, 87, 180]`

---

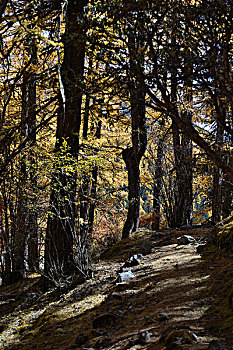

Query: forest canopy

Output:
[0, 0, 232, 287]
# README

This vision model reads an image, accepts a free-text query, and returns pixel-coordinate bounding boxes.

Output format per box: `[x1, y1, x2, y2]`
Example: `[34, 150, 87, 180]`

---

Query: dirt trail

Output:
[0, 227, 231, 349]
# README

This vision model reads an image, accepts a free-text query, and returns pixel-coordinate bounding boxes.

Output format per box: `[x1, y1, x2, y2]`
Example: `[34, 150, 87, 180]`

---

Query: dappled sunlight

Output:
[54, 293, 107, 320]
[0, 293, 107, 349]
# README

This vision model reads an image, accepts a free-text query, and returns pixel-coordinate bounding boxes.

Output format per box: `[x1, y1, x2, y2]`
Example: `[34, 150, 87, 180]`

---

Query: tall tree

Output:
[152, 135, 163, 230]
[44, 0, 88, 286]
[122, 17, 147, 239]
[212, 120, 224, 224]
[11, 2, 38, 282]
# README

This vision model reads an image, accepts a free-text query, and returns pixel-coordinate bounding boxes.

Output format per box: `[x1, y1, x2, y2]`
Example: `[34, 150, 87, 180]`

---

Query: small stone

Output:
[139, 330, 150, 344]
[208, 339, 224, 350]
[160, 326, 192, 342]
[177, 235, 196, 245]
[164, 329, 197, 349]
[117, 269, 134, 282]
[158, 312, 169, 321]
[122, 255, 141, 268]
[75, 333, 89, 346]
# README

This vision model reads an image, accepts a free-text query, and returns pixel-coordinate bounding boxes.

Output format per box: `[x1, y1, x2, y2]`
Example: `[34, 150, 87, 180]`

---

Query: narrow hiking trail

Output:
[0, 227, 231, 349]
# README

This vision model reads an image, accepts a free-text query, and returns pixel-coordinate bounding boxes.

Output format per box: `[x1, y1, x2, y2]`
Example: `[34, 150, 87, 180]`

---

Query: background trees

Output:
[0, 0, 232, 286]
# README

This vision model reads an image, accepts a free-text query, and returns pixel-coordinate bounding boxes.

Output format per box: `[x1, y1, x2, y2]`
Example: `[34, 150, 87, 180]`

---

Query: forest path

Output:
[0, 227, 230, 349]
[94, 227, 219, 349]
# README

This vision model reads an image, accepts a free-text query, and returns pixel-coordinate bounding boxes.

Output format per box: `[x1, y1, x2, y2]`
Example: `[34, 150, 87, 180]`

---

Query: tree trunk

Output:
[26, 40, 38, 272]
[171, 125, 193, 228]
[122, 148, 140, 238]
[79, 77, 94, 238]
[122, 25, 147, 239]
[212, 166, 223, 223]
[170, 23, 193, 228]
[179, 127, 193, 226]
[152, 137, 163, 231]
[87, 121, 102, 235]
[222, 180, 233, 219]
[1, 188, 12, 285]
[88, 167, 98, 235]
[79, 50, 99, 237]
[79, 121, 101, 240]
[44, 0, 87, 286]
[212, 121, 224, 224]
[12, 36, 38, 281]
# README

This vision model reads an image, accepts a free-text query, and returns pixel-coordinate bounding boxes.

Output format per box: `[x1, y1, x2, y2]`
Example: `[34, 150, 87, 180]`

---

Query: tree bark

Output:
[1, 189, 12, 285]
[44, 0, 87, 286]
[222, 180, 233, 219]
[212, 166, 223, 223]
[26, 41, 38, 272]
[122, 148, 140, 238]
[122, 26, 147, 239]
[88, 121, 102, 235]
[79, 74, 94, 239]
[212, 121, 224, 224]
[170, 21, 193, 228]
[152, 137, 163, 231]
[79, 121, 101, 239]
[12, 36, 38, 281]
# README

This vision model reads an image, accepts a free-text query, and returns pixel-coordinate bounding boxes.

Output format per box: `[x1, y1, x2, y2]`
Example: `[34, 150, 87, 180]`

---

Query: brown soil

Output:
[0, 227, 232, 349]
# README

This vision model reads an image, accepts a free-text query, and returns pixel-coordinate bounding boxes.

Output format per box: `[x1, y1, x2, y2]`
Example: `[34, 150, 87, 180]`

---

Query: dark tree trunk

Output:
[87, 121, 102, 235]
[122, 148, 140, 238]
[170, 23, 193, 228]
[26, 41, 38, 272]
[212, 121, 224, 224]
[88, 167, 98, 235]
[44, 0, 87, 285]
[179, 126, 193, 226]
[222, 181, 233, 219]
[1, 189, 12, 285]
[212, 166, 223, 223]
[180, 41, 193, 227]
[83, 58, 92, 140]
[172, 118, 193, 228]
[78, 120, 101, 271]
[152, 137, 163, 231]
[122, 27, 147, 239]
[79, 121, 102, 239]
[172, 120, 182, 227]
[12, 37, 38, 281]
[79, 76, 94, 238]
[12, 163, 27, 281]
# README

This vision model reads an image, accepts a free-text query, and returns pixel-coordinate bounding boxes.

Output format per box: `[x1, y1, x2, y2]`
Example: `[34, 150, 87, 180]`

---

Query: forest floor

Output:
[0, 227, 233, 349]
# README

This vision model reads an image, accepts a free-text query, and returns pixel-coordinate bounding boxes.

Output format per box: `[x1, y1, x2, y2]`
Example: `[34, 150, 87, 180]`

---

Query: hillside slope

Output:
[0, 227, 232, 349]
